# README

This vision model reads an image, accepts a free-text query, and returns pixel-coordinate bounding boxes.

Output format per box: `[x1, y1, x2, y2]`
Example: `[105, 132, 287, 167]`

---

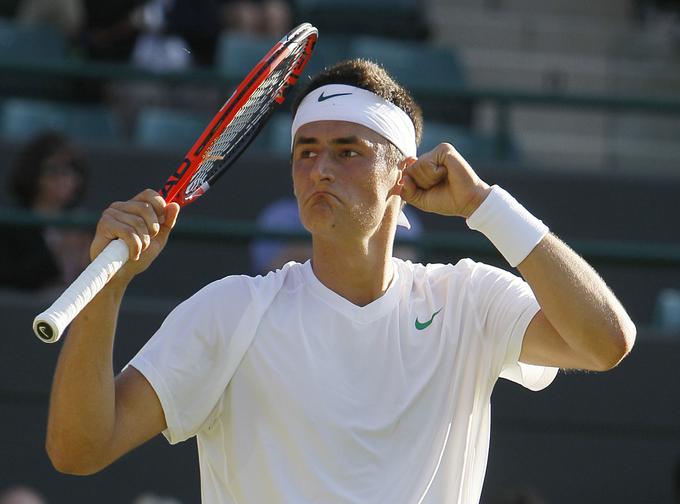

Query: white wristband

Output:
[466, 185, 549, 267]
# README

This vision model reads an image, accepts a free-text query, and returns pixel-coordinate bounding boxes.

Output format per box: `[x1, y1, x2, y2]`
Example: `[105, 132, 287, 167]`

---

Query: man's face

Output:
[291, 120, 401, 239]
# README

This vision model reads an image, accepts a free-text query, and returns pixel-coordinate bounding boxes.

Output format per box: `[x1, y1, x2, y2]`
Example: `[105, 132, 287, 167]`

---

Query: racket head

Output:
[160, 23, 318, 207]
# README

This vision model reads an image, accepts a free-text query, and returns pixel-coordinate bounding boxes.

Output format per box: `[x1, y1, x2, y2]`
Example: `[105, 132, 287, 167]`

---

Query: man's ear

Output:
[391, 156, 418, 196]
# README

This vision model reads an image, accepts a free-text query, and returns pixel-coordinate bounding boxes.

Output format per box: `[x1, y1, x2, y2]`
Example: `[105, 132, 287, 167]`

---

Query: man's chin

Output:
[302, 202, 335, 224]
[304, 218, 337, 236]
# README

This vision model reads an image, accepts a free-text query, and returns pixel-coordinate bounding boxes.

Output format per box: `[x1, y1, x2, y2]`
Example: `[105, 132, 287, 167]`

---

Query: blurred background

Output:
[0, 0, 679, 502]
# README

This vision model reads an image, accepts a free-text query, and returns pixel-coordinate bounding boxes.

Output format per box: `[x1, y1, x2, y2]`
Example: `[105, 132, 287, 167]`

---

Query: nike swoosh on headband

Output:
[318, 91, 353, 102]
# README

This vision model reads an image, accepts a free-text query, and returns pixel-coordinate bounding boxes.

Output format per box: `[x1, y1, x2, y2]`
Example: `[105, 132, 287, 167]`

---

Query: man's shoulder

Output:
[172, 262, 306, 321]
[395, 258, 521, 305]
[395, 257, 483, 282]
[198, 261, 306, 298]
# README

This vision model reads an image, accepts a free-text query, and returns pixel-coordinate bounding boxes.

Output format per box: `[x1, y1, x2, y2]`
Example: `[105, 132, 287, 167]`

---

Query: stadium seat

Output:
[299, 34, 350, 78]
[420, 121, 520, 162]
[215, 33, 277, 80]
[0, 99, 121, 143]
[0, 18, 65, 62]
[300, 35, 471, 127]
[135, 106, 279, 156]
[261, 113, 293, 156]
[348, 36, 465, 93]
[134, 107, 210, 151]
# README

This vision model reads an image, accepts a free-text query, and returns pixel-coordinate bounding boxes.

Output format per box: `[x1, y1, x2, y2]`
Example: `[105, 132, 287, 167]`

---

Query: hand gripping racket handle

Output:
[33, 239, 130, 343]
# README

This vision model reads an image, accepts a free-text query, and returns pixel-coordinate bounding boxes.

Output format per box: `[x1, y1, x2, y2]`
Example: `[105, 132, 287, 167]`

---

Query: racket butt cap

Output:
[33, 315, 62, 343]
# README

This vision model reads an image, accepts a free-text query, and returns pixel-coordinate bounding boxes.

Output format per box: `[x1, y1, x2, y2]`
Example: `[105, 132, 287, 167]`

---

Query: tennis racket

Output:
[33, 22, 318, 343]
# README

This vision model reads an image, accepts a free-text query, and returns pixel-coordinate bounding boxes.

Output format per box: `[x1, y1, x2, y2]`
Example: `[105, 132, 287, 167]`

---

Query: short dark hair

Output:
[9, 131, 87, 209]
[291, 58, 423, 146]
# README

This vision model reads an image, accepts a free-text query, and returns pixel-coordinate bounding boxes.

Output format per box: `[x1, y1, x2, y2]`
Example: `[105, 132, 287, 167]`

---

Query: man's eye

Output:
[300, 150, 317, 158]
[341, 150, 359, 158]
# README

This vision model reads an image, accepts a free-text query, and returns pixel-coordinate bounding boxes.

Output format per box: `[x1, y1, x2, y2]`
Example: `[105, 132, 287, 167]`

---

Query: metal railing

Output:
[2, 207, 679, 268]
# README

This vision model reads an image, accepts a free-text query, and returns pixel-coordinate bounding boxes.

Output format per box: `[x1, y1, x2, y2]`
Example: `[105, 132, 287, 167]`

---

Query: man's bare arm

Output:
[46, 284, 166, 474]
[46, 190, 179, 474]
[517, 234, 635, 371]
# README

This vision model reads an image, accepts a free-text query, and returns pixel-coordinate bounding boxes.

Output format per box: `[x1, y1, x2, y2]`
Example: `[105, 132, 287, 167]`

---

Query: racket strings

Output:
[184, 46, 307, 198]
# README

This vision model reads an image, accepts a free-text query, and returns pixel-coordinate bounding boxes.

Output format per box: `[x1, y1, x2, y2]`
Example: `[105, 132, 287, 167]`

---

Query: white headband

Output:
[291, 84, 417, 158]
[291, 84, 416, 228]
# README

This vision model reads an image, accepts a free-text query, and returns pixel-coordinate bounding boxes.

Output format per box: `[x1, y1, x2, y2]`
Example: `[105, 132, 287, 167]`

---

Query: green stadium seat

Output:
[215, 33, 277, 80]
[420, 122, 520, 162]
[0, 19, 73, 100]
[0, 99, 121, 143]
[297, 34, 350, 79]
[348, 36, 465, 93]
[135, 106, 279, 156]
[298, 35, 471, 127]
[262, 113, 293, 156]
[0, 18, 65, 62]
[134, 107, 210, 151]
[215, 33, 349, 85]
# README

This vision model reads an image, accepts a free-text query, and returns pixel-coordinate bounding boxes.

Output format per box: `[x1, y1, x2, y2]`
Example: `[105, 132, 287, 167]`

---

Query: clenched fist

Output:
[400, 143, 491, 219]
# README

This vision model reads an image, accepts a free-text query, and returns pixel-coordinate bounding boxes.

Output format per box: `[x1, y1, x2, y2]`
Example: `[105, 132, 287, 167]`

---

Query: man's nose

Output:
[310, 151, 336, 183]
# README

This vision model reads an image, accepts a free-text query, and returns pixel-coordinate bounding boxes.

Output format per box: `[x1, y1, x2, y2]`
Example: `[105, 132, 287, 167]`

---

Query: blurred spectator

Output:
[221, 0, 292, 37]
[163, 0, 222, 67]
[129, 0, 194, 73]
[16, 0, 85, 39]
[98, 0, 224, 135]
[0, 486, 46, 504]
[79, 0, 291, 136]
[250, 197, 424, 275]
[130, 0, 223, 70]
[81, 0, 221, 69]
[65, 0, 291, 66]
[79, 0, 225, 67]
[0, 131, 91, 292]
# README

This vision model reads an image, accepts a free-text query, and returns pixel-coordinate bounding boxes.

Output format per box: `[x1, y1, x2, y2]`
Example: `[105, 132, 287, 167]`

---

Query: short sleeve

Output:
[127, 275, 257, 444]
[468, 262, 557, 391]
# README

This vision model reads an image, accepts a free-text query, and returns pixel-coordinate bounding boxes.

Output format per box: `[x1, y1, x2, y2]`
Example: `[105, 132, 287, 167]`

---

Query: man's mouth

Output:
[307, 190, 339, 204]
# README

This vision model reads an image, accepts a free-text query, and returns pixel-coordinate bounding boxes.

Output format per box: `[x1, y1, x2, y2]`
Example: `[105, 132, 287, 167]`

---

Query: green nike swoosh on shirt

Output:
[415, 308, 443, 330]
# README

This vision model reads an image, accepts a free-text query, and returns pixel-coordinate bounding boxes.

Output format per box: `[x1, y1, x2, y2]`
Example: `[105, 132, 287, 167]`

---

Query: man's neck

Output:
[310, 234, 395, 307]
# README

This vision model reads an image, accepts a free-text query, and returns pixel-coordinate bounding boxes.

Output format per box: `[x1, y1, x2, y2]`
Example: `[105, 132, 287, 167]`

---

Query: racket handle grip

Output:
[33, 239, 130, 343]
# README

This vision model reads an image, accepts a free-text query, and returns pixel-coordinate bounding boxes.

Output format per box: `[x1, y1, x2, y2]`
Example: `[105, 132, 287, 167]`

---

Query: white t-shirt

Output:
[129, 258, 557, 504]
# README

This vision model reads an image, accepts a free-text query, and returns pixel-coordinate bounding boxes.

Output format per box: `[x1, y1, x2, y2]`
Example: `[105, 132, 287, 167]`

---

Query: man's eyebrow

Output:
[294, 136, 318, 146]
[331, 136, 361, 145]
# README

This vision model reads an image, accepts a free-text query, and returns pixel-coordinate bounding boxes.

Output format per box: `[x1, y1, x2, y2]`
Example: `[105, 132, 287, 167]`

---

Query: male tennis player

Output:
[46, 59, 636, 503]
